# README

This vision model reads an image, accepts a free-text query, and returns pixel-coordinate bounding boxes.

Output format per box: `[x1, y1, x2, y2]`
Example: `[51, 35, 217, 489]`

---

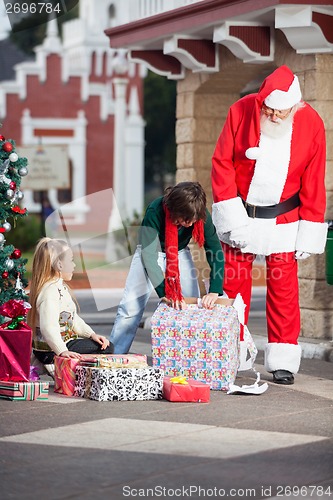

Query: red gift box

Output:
[0, 299, 32, 382]
[0, 379, 49, 400]
[0, 327, 32, 382]
[163, 376, 210, 403]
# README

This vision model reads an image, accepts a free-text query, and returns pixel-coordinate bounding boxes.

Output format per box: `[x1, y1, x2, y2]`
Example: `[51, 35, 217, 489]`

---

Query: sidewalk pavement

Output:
[0, 287, 332, 500]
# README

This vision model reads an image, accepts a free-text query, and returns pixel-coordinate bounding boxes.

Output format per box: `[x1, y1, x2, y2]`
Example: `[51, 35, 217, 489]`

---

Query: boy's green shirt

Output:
[139, 197, 224, 298]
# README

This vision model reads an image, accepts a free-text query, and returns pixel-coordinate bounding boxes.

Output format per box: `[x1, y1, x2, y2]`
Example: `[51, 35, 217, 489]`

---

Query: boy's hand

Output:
[201, 293, 219, 309]
[162, 297, 187, 310]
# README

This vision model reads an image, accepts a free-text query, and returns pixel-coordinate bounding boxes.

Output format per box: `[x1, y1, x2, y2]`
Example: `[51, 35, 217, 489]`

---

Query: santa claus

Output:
[211, 65, 327, 385]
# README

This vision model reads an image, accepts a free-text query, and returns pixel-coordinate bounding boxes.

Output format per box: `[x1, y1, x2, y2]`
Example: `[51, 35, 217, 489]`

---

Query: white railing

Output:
[126, 0, 204, 23]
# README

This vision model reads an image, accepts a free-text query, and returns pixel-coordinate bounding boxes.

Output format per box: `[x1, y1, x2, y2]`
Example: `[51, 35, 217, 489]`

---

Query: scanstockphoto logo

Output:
[3, 0, 79, 31]
[43, 188, 145, 312]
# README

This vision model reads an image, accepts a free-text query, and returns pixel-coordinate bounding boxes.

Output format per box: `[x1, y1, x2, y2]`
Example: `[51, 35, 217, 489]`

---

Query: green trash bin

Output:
[326, 221, 333, 285]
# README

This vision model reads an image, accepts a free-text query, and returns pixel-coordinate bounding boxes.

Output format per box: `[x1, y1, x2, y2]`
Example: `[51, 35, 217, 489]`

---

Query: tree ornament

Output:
[15, 273, 24, 291]
[9, 181, 16, 190]
[16, 191, 24, 201]
[18, 166, 28, 176]
[0, 233, 5, 244]
[0, 159, 10, 177]
[0, 134, 5, 141]
[2, 221, 11, 232]
[5, 258, 14, 270]
[8, 152, 18, 162]
[12, 206, 27, 214]
[2, 141, 13, 153]
[6, 189, 15, 200]
[2, 271, 8, 279]
[11, 248, 22, 259]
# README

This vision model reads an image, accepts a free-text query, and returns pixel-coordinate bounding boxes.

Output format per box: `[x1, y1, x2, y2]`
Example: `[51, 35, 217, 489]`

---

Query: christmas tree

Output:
[0, 131, 29, 317]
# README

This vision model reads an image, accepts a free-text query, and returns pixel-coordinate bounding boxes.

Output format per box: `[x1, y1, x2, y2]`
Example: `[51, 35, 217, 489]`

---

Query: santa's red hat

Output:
[258, 65, 302, 108]
[246, 66, 303, 144]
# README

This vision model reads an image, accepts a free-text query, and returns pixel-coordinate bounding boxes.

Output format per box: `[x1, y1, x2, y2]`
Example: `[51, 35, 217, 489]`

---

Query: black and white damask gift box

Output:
[74, 365, 164, 402]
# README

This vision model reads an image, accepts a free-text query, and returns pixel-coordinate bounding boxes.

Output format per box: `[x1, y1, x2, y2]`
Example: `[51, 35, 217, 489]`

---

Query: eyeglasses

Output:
[262, 103, 293, 119]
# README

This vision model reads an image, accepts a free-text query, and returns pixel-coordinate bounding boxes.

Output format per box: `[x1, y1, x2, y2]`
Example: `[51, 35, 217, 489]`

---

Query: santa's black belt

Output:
[241, 192, 300, 219]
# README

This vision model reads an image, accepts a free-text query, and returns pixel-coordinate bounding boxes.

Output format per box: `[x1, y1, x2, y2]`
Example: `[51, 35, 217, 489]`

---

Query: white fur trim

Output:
[264, 343, 302, 374]
[265, 75, 302, 110]
[247, 128, 292, 205]
[296, 220, 328, 254]
[212, 198, 249, 235]
[219, 218, 299, 255]
[245, 147, 261, 160]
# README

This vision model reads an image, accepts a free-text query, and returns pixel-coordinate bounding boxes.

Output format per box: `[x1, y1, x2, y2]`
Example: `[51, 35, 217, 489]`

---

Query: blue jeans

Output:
[110, 245, 200, 353]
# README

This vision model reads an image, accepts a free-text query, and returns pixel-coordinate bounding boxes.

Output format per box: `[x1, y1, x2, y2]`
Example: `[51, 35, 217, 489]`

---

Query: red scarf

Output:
[164, 205, 205, 302]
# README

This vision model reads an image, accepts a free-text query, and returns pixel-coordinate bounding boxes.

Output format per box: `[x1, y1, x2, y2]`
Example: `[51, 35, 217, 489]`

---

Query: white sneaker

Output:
[44, 364, 55, 380]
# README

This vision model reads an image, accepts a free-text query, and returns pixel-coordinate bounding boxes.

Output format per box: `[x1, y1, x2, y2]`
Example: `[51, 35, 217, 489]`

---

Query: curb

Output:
[252, 335, 333, 363]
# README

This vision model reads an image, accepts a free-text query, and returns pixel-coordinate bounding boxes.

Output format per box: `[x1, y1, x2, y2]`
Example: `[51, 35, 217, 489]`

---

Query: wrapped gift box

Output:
[74, 365, 164, 402]
[80, 354, 148, 368]
[55, 353, 148, 396]
[151, 298, 240, 391]
[54, 356, 82, 396]
[0, 327, 32, 382]
[0, 380, 49, 401]
[163, 377, 210, 403]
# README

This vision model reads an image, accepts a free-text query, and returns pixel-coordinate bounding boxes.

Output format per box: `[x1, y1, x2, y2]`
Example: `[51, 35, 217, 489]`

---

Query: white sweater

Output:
[35, 278, 95, 355]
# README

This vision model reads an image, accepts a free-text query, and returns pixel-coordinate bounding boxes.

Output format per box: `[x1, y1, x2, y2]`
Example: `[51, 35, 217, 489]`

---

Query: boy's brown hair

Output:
[163, 182, 207, 223]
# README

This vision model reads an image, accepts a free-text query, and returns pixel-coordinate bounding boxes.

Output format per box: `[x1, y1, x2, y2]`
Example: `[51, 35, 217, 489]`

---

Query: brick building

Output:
[0, 0, 145, 225]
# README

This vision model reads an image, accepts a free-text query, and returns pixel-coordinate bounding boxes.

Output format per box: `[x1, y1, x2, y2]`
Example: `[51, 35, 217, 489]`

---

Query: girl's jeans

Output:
[110, 245, 200, 353]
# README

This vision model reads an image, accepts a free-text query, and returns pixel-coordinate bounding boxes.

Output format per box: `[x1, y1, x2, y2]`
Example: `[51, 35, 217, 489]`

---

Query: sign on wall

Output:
[18, 145, 70, 190]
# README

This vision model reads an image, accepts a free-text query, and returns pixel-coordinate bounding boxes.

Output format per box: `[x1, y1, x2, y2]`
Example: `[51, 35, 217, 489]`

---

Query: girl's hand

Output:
[59, 350, 82, 359]
[201, 293, 219, 309]
[91, 333, 110, 350]
[162, 297, 187, 310]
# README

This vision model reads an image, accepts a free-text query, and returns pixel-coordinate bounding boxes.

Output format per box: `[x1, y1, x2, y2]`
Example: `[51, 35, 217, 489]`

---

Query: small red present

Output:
[0, 300, 32, 382]
[163, 376, 210, 403]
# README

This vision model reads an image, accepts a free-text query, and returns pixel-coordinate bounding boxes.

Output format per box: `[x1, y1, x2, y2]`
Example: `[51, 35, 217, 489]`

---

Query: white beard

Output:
[260, 111, 294, 139]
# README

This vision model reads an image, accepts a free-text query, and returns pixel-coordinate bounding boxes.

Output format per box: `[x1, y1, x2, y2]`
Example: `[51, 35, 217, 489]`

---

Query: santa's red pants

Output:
[222, 244, 300, 344]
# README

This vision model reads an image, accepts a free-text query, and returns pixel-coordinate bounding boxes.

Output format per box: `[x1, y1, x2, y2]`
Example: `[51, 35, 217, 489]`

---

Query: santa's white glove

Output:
[295, 251, 311, 260]
[229, 225, 250, 249]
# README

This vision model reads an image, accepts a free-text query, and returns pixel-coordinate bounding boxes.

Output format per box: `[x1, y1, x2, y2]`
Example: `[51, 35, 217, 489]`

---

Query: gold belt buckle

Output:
[245, 201, 256, 218]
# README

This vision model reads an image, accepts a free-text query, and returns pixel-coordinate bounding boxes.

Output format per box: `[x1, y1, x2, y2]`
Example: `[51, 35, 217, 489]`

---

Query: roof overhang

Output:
[105, 0, 333, 79]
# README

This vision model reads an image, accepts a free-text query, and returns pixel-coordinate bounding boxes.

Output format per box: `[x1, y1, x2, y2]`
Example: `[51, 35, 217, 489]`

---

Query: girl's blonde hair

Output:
[27, 237, 70, 336]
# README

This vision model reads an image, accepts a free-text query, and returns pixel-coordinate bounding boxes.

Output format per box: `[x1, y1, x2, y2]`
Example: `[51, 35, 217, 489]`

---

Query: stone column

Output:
[296, 54, 333, 341]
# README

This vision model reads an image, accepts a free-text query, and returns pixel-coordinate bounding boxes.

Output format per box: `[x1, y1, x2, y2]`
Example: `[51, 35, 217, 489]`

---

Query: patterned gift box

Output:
[55, 353, 148, 396]
[79, 354, 148, 369]
[54, 356, 82, 396]
[151, 299, 240, 391]
[0, 380, 49, 400]
[74, 365, 164, 402]
[163, 376, 210, 403]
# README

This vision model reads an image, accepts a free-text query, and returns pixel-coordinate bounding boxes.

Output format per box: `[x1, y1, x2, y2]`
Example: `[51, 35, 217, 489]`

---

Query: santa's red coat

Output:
[212, 94, 327, 255]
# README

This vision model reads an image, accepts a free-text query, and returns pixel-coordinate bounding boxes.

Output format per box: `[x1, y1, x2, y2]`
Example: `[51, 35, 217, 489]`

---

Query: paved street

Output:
[0, 288, 332, 500]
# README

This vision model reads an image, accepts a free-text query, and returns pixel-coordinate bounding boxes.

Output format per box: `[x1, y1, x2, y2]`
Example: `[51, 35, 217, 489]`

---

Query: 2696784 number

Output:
[5, 3, 61, 14]
[276, 485, 332, 497]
